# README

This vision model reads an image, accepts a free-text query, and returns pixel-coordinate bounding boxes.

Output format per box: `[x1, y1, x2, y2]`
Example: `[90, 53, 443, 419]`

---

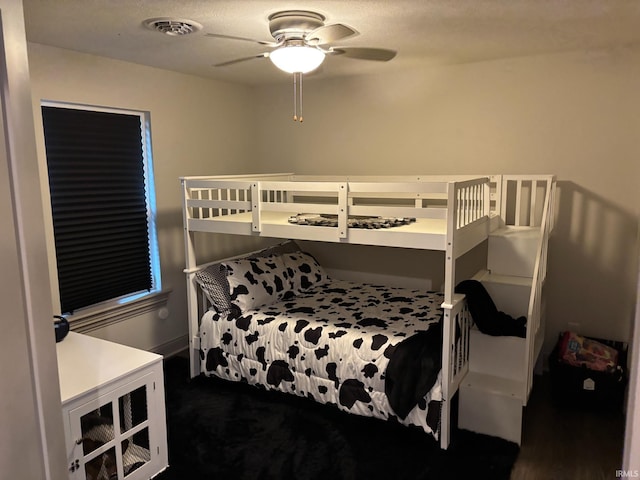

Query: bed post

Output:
[440, 296, 472, 449]
[439, 182, 458, 449]
[440, 308, 453, 449]
[439, 180, 482, 448]
[443, 182, 457, 312]
[181, 178, 201, 378]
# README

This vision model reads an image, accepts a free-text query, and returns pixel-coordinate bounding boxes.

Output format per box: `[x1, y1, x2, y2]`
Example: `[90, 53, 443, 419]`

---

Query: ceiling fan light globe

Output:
[269, 46, 325, 73]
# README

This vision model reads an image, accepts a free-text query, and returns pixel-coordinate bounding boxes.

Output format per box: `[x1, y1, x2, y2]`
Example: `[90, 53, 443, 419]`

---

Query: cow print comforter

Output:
[199, 279, 444, 439]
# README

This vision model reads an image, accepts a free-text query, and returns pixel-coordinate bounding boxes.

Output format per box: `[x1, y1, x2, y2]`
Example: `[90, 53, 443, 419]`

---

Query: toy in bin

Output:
[550, 331, 627, 411]
[558, 331, 619, 372]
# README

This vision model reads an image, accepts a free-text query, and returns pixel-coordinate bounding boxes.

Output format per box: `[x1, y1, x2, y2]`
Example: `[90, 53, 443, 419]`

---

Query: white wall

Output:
[27, 43, 270, 352]
[26, 42, 640, 356]
[253, 47, 640, 352]
[624, 245, 640, 469]
[1, 3, 66, 477]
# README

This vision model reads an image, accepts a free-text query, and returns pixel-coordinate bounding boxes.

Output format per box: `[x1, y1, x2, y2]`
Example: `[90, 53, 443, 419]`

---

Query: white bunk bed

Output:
[180, 173, 555, 449]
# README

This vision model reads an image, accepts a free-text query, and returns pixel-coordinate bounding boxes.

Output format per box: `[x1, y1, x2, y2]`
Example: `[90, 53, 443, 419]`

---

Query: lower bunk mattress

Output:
[199, 279, 445, 440]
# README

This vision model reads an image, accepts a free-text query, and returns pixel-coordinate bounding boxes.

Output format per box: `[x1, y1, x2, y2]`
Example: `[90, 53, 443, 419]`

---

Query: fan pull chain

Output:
[292, 73, 304, 123]
[299, 72, 303, 123]
[293, 73, 297, 122]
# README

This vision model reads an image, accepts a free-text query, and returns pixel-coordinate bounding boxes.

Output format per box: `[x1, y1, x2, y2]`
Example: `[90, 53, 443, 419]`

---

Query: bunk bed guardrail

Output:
[182, 175, 490, 248]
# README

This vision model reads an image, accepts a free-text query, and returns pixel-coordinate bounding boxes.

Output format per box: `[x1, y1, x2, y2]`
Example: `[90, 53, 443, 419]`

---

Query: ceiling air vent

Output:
[143, 17, 203, 36]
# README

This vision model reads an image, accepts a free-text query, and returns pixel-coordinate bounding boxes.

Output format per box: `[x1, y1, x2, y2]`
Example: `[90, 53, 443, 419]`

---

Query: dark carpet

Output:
[156, 356, 519, 480]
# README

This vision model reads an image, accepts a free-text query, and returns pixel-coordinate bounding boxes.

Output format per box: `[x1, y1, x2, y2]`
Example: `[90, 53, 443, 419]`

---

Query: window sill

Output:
[69, 289, 172, 334]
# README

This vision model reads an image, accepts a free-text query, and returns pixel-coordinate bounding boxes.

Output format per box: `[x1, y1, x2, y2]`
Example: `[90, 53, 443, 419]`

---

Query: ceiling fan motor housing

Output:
[268, 10, 325, 42]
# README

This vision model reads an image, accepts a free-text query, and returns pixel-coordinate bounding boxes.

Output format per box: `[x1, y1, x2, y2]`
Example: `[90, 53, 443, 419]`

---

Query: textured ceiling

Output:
[22, 0, 640, 85]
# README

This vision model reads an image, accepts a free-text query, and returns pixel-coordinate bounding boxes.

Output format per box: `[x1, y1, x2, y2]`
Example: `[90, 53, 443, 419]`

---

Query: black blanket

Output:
[455, 280, 526, 338]
[385, 319, 443, 419]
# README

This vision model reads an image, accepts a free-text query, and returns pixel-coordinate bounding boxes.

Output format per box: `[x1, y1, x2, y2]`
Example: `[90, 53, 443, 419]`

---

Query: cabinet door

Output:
[67, 370, 163, 480]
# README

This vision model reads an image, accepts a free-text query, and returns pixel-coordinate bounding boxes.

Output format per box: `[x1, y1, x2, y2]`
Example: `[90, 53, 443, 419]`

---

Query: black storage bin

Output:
[549, 333, 627, 412]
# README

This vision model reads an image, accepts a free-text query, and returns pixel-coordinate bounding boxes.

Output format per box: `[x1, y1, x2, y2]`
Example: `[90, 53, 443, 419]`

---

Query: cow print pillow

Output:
[223, 254, 291, 312]
[281, 251, 329, 292]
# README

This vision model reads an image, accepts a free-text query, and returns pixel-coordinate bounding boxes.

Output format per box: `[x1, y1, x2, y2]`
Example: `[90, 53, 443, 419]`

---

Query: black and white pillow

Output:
[195, 263, 232, 313]
[281, 251, 329, 292]
[223, 254, 291, 312]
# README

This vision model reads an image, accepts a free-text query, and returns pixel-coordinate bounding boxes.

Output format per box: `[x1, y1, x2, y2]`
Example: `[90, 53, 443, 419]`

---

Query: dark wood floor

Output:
[511, 374, 626, 480]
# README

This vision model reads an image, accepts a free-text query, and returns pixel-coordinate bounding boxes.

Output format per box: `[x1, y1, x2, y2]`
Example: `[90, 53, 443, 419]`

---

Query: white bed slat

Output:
[262, 203, 340, 214]
[261, 180, 346, 193]
[185, 179, 254, 190]
[187, 199, 252, 211]
[348, 182, 448, 194]
[530, 181, 538, 226]
[251, 183, 261, 232]
[260, 223, 343, 242]
[337, 183, 348, 238]
[515, 180, 523, 225]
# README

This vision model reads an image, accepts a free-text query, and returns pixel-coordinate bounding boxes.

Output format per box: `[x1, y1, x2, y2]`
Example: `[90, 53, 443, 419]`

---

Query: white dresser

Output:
[57, 332, 168, 479]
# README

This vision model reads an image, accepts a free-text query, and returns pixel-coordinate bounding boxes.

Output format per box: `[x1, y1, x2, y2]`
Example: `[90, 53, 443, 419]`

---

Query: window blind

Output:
[42, 106, 152, 314]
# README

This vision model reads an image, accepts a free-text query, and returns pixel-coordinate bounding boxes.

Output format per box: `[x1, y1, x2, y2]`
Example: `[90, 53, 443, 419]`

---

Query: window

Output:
[41, 103, 161, 318]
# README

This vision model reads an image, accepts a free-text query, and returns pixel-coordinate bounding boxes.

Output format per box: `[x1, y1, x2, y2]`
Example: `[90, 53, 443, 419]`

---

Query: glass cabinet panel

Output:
[84, 446, 119, 480]
[122, 429, 151, 477]
[80, 402, 114, 456]
[118, 385, 147, 433]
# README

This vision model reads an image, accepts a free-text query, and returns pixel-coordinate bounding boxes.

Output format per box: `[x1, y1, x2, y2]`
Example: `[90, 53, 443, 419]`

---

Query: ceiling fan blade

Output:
[205, 33, 279, 47]
[305, 23, 358, 45]
[331, 47, 397, 61]
[213, 53, 269, 67]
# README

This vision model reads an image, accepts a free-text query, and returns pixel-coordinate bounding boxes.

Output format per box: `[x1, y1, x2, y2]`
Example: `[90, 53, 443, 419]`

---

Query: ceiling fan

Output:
[206, 10, 396, 122]
[207, 10, 396, 68]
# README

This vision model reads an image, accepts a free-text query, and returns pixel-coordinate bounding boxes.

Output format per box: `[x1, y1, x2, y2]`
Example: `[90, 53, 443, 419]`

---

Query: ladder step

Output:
[490, 225, 540, 238]
[462, 371, 527, 401]
[474, 270, 532, 287]
[488, 226, 540, 277]
[468, 329, 528, 381]
[459, 372, 525, 444]
[472, 270, 531, 318]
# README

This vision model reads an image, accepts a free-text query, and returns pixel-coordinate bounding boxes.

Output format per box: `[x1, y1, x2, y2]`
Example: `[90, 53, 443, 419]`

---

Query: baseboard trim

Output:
[152, 334, 188, 358]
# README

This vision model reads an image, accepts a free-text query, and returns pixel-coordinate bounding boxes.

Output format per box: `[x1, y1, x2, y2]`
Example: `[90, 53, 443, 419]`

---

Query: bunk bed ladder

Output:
[458, 175, 556, 445]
